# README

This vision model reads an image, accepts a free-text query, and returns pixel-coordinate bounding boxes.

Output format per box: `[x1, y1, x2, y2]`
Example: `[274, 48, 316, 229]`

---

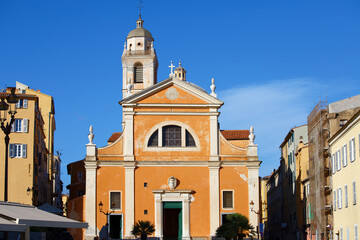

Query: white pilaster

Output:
[84, 148, 97, 240]
[182, 197, 191, 240]
[209, 110, 219, 161]
[248, 166, 260, 230]
[154, 193, 163, 239]
[123, 109, 134, 161]
[124, 162, 136, 238]
[209, 163, 220, 236]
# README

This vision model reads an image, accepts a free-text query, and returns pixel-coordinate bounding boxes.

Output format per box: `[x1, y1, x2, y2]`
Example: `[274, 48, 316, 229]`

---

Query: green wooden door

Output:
[163, 202, 182, 240]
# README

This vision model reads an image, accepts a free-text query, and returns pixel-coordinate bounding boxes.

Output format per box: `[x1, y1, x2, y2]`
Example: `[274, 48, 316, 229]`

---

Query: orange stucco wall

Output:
[133, 115, 210, 161]
[138, 86, 208, 104]
[220, 167, 249, 218]
[96, 166, 126, 230]
[134, 166, 210, 237]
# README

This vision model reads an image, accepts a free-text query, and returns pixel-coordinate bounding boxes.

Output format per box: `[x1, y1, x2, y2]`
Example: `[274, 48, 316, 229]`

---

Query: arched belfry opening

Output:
[134, 62, 143, 83]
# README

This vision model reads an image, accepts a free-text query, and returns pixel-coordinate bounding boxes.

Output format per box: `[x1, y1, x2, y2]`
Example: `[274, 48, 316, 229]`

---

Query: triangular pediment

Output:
[120, 78, 223, 106]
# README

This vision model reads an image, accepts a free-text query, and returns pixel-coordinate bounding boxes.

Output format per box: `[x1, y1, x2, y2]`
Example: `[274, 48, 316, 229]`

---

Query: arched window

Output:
[147, 125, 197, 148]
[134, 63, 143, 83]
[148, 130, 158, 147]
[163, 125, 181, 147]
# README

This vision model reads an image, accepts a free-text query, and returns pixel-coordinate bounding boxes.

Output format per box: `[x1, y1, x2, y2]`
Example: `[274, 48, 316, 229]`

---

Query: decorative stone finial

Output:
[123, 42, 127, 51]
[249, 126, 255, 144]
[169, 61, 175, 78]
[88, 125, 94, 144]
[210, 78, 217, 97]
[168, 176, 177, 190]
[179, 59, 182, 67]
[127, 78, 132, 96]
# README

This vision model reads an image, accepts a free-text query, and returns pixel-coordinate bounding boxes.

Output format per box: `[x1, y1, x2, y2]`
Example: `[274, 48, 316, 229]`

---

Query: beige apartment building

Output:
[330, 109, 360, 240]
[0, 83, 58, 207]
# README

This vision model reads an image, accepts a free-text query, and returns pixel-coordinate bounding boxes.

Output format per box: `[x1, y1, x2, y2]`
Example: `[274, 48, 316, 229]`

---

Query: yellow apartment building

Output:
[330, 109, 360, 240]
[0, 84, 57, 207]
[295, 141, 311, 239]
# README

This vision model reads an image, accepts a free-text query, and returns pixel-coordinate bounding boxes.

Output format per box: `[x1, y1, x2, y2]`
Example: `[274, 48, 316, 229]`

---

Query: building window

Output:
[347, 227, 350, 240]
[338, 188, 342, 209]
[345, 185, 348, 208]
[340, 119, 348, 127]
[350, 138, 356, 162]
[340, 227, 343, 240]
[222, 190, 234, 209]
[163, 125, 181, 147]
[332, 153, 336, 174]
[334, 191, 337, 211]
[342, 144, 348, 167]
[186, 130, 195, 147]
[15, 99, 28, 109]
[9, 144, 27, 158]
[134, 63, 143, 83]
[148, 130, 158, 147]
[110, 192, 121, 210]
[147, 124, 197, 148]
[355, 224, 358, 240]
[337, 150, 341, 171]
[11, 119, 28, 133]
[353, 181, 357, 205]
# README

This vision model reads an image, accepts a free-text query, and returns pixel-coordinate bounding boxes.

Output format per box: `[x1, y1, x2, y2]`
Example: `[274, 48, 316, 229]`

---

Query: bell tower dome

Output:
[122, 16, 158, 98]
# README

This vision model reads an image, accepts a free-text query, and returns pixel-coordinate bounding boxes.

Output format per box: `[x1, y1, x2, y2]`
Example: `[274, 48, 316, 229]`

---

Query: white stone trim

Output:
[96, 160, 261, 167]
[143, 120, 201, 151]
[124, 164, 135, 238]
[128, 103, 223, 108]
[123, 112, 134, 161]
[152, 190, 193, 240]
[97, 133, 123, 150]
[210, 115, 219, 161]
[209, 165, 220, 236]
[219, 133, 247, 151]
[135, 112, 220, 116]
[84, 161, 97, 239]
[248, 167, 260, 231]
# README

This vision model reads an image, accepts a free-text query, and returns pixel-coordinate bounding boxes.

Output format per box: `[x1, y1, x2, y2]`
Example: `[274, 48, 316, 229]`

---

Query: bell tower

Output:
[122, 16, 158, 98]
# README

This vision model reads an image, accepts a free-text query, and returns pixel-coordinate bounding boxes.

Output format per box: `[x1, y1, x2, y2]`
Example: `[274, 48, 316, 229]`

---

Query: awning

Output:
[0, 201, 88, 230]
[0, 217, 26, 232]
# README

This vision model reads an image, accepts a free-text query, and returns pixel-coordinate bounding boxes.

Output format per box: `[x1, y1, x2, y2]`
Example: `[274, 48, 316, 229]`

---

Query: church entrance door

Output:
[163, 202, 182, 240]
[109, 214, 122, 240]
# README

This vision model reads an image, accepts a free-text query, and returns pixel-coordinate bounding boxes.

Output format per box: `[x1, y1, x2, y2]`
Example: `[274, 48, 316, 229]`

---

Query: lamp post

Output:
[250, 200, 261, 240]
[0, 87, 19, 202]
[99, 201, 115, 239]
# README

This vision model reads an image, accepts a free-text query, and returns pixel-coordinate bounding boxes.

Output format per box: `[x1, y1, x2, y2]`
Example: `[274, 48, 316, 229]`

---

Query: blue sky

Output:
[1, 1, 360, 192]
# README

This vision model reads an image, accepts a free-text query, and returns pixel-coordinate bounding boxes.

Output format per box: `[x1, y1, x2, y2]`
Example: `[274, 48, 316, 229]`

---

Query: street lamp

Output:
[250, 200, 261, 240]
[0, 87, 19, 202]
[99, 201, 115, 238]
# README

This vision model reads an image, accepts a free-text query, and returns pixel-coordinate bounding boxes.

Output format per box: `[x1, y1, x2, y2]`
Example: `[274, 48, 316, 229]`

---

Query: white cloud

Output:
[218, 78, 323, 176]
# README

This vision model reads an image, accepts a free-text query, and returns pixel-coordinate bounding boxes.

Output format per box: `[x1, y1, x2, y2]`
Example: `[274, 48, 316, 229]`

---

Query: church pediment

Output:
[120, 78, 223, 106]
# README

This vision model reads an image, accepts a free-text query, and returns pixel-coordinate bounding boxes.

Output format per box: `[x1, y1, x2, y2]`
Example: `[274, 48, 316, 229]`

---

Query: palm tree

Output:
[131, 220, 155, 240]
[216, 213, 255, 240]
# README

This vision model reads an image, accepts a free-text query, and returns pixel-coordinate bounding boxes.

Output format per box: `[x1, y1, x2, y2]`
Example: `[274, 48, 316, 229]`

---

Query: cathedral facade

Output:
[81, 16, 261, 240]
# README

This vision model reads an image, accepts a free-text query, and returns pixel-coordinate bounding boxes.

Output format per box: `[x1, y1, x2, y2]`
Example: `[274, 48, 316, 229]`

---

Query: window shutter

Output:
[345, 185, 348, 207]
[349, 140, 353, 162]
[11, 122, 15, 132]
[23, 119, 28, 133]
[23, 99, 28, 108]
[9, 144, 14, 157]
[344, 144, 347, 166]
[354, 138, 356, 161]
[15, 100, 20, 109]
[354, 181, 357, 205]
[22, 144, 27, 158]
[334, 191, 336, 210]
[223, 191, 233, 208]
